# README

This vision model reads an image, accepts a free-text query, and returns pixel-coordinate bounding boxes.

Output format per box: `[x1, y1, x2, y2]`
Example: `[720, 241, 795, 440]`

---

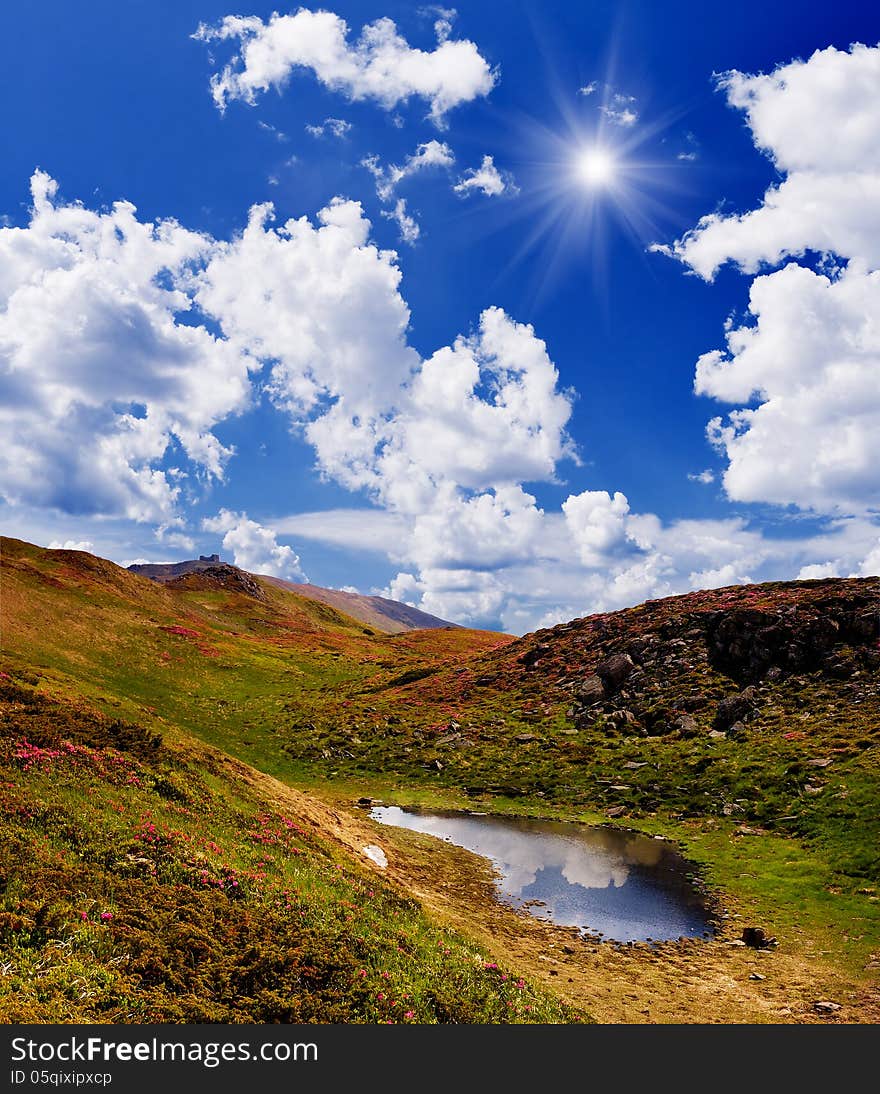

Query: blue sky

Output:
[1, 1, 879, 631]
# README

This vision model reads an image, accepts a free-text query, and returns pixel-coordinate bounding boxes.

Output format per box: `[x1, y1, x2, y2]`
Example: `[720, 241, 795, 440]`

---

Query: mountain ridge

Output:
[127, 556, 456, 634]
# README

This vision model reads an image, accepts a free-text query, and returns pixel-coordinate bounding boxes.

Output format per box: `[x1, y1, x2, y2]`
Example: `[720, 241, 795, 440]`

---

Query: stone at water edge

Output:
[741, 926, 777, 948]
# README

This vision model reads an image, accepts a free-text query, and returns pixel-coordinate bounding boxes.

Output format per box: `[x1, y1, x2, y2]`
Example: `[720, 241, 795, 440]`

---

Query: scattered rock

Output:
[596, 652, 635, 693]
[821, 651, 858, 679]
[623, 761, 648, 769]
[605, 805, 626, 817]
[361, 845, 387, 868]
[575, 674, 606, 704]
[673, 713, 699, 738]
[515, 733, 537, 743]
[519, 643, 552, 670]
[714, 691, 757, 731]
[167, 564, 267, 601]
[748, 973, 766, 981]
[437, 733, 477, 751]
[741, 927, 777, 949]
[705, 606, 849, 681]
[813, 1001, 842, 1014]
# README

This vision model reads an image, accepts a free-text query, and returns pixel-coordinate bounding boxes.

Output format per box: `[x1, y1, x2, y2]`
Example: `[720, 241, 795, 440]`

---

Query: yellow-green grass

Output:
[2, 537, 877, 1013]
[0, 674, 580, 1024]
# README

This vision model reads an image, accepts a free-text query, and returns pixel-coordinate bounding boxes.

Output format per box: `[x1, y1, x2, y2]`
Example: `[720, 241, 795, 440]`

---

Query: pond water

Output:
[370, 806, 713, 943]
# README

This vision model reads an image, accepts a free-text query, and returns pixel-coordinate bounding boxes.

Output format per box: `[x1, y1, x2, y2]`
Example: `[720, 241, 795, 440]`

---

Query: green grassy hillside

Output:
[2, 537, 878, 1022]
[0, 670, 576, 1023]
[0, 537, 507, 779]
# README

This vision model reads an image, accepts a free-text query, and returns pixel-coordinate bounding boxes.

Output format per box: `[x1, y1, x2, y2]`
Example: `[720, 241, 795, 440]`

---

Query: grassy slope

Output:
[2, 537, 878, 1021]
[0, 537, 507, 779]
[3, 538, 567, 1023]
[0, 673, 576, 1024]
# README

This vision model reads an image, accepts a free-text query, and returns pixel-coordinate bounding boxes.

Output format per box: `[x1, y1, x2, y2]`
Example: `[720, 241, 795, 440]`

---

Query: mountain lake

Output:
[370, 806, 714, 943]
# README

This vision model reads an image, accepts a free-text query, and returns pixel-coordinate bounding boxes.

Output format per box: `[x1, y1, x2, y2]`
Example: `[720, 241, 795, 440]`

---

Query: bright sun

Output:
[576, 148, 616, 188]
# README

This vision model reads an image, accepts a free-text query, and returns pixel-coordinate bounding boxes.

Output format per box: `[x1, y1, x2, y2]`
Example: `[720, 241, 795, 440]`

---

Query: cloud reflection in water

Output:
[371, 807, 710, 942]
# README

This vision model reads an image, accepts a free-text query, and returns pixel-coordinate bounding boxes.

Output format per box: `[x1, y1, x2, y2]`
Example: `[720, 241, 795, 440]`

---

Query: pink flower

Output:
[404, 1011, 415, 1019]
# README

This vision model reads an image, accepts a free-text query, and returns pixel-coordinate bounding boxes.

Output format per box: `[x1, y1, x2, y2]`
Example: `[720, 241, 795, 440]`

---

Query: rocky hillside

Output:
[505, 578, 880, 740]
[264, 578, 879, 884]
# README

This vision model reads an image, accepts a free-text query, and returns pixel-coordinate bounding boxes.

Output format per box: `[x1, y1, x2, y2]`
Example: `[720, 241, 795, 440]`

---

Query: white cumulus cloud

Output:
[600, 92, 639, 128]
[382, 198, 421, 243]
[698, 262, 880, 513]
[656, 44, 880, 279]
[195, 196, 419, 423]
[202, 509, 305, 579]
[305, 117, 352, 138]
[563, 490, 631, 566]
[363, 139, 455, 201]
[362, 140, 454, 240]
[453, 154, 516, 197]
[193, 8, 496, 126]
[0, 171, 254, 523]
[48, 539, 94, 552]
[657, 42, 880, 517]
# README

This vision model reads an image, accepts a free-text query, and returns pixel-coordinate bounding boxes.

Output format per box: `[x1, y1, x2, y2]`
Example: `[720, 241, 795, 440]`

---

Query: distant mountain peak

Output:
[126, 557, 455, 634]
